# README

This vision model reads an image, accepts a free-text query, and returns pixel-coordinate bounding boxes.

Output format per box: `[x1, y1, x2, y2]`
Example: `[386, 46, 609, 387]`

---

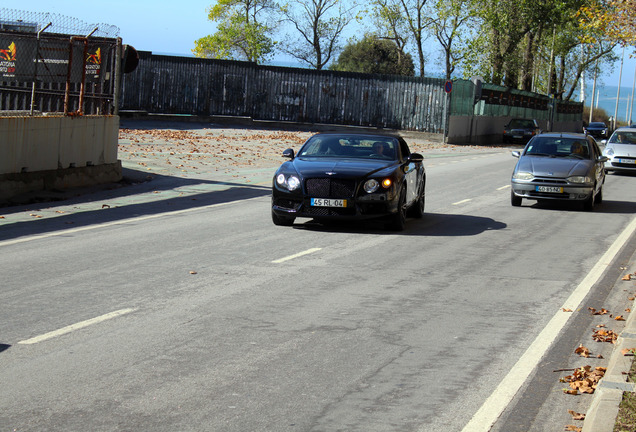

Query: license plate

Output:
[536, 186, 563, 193]
[618, 158, 636, 164]
[311, 198, 347, 207]
[513, 135, 522, 139]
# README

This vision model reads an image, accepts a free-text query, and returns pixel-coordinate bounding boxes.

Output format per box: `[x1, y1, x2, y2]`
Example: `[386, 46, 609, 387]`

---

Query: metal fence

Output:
[120, 51, 449, 133]
[450, 79, 583, 123]
[0, 8, 120, 115]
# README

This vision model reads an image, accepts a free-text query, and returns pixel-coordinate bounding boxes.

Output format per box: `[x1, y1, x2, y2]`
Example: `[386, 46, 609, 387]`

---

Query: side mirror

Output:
[597, 156, 609, 163]
[282, 148, 295, 159]
[409, 153, 424, 163]
[512, 151, 521, 158]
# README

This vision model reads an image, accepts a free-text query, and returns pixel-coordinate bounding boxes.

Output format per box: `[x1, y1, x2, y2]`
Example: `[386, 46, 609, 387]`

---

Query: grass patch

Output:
[614, 357, 636, 432]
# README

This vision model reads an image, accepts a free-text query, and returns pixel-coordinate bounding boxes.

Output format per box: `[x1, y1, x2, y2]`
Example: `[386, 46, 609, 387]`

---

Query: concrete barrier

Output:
[0, 115, 121, 202]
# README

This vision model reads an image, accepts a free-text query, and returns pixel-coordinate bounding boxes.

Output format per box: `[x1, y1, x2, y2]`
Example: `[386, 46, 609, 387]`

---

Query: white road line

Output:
[460, 215, 636, 432]
[18, 308, 138, 345]
[452, 199, 472, 205]
[0, 198, 262, 247]
[272, 248, 322, 264]
[497, 185, 511, 190]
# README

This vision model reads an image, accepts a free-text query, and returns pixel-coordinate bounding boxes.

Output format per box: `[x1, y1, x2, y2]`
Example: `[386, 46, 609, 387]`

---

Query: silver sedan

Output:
[510, 133, 607, 210]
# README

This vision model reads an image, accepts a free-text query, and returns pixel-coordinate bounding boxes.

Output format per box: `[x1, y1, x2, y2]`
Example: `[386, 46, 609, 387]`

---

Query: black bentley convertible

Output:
[271, 133, 426, 231]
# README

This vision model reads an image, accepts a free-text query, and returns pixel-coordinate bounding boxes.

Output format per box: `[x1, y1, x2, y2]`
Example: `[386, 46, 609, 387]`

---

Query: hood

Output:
[517, 155, 593, 178]
[291, 157, 395, 178]
[607, 143, 636, 157]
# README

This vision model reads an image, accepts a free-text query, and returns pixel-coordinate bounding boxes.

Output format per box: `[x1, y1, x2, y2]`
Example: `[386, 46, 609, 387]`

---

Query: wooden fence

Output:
[120, 52, 449, 133]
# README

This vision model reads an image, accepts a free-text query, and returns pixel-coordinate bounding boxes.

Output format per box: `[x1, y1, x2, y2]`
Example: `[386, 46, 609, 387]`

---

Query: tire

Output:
[511, 190, 522, 207]
[272, 210, 295, 226]
[408, 183, 426, 219]
[583, 187, 596, 211]
[388, 186, 407, 231]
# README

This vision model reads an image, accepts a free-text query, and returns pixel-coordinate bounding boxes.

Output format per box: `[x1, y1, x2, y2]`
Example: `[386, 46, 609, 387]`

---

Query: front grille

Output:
[531, 177, 567, 186]
[305, 178, 356, 198]
[612, 158, 636, 168]
[304, 206, 356, 216]
[274, 198, 301, 210]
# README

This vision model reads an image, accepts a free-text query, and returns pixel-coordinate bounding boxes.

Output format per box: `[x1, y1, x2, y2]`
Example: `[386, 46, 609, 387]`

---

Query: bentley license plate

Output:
[311, 198, 347, 207]
[536, 186, 563, 193]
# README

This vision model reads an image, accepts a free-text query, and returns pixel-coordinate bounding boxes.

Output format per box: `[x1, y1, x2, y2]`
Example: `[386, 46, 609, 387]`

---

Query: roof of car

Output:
[310, 132, 403, 139]
[534, 132, 588, 139]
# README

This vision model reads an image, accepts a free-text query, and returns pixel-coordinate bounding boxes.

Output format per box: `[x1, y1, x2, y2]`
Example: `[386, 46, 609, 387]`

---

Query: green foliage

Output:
[193, 0, 277, 63]
[330, 35, 415, 76]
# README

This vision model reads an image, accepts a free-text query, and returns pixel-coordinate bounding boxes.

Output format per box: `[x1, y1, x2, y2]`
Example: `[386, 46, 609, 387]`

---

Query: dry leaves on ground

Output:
[592, 328, 618, 343]
[561, 365, 606, 395]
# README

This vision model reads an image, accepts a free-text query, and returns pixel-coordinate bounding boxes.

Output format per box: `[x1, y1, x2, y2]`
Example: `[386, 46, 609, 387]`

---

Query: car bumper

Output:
[605, 157, 636, 172]
[511, 181, 594, 201]
[272, 190, 399, 220]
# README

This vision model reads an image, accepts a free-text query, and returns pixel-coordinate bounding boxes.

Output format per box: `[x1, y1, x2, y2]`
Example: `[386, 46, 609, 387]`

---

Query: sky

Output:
[9, 2, 636, 97]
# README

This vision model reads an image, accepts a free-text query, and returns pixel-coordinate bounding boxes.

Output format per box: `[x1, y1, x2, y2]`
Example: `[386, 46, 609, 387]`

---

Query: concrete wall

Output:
[448, 115, 584, 145]
[0, 115, 122, 202]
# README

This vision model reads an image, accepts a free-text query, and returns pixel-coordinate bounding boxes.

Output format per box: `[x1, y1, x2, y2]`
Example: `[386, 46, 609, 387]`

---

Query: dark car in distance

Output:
[583, 122, 609, 139]
[272, 133, 426, 231]
[503, 118, 541, 143]
[510, 133, 607, 211]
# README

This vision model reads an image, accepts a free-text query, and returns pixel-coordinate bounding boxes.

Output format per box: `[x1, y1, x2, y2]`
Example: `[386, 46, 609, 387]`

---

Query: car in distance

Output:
[510, 133, 607, 210]
[603, 127, 636, 173]
[503, 118, 541, 143]
[583, 121, 609, 139]
[272, 133, 426, 231]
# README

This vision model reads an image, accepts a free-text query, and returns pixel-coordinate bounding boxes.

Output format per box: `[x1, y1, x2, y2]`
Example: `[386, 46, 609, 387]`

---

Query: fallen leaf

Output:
[568, 409, 586, 421]
[189, 271, 197, 275]
[564, 426, 582, 432]
[575, 345, 590, 358]
[102, 204, 110, 209]
[615, 315, 625, 321]
[562, 308, 573, 312]
[623, 274, 632, 281]
[621, 348, 636, 356]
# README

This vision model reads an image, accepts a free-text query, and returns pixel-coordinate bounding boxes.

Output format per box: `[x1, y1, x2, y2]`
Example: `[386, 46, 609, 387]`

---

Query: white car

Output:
[603, 127, 636, 173]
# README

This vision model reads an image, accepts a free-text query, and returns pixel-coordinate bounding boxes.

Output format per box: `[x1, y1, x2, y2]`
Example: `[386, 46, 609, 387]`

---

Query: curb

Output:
[583, 294, 636, 431]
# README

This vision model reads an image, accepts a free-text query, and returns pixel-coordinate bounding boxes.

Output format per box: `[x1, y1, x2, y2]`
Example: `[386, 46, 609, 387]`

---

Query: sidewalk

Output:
[583, 245, 636, 432]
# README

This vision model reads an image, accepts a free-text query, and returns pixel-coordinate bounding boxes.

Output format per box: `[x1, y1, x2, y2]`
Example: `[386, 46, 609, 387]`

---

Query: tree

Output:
[370, 0, 431, 76]
[330, 34, 415, 75]
[369, 0, 411, 67]
[193, 0, 278, 63]
[427, 0, 477, 79]
[278, 0, 357, 70]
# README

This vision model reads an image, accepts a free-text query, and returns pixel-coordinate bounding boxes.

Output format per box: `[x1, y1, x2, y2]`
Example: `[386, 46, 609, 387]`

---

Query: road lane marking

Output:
[18, 308, 138, 345]
[272, 248, 322, 264]
[497, 185, 510, 190]
[452, 199, 472, 205]
[460, 215, 636, 432]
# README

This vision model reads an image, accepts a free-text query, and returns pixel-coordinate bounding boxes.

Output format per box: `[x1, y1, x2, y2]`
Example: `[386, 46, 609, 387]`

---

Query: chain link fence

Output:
[0, 8, 121, 116]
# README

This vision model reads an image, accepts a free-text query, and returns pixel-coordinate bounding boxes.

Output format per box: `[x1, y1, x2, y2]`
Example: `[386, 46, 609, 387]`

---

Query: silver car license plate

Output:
[311, 198, 347, 207]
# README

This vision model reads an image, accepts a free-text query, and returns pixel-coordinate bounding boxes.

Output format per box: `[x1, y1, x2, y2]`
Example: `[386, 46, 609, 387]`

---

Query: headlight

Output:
[567, 176, 591, 184]
[605, 147, 614, 156]
[512, 171, 534, 180]
[276, 173, 301, 191]
[363, 179, 379, 193]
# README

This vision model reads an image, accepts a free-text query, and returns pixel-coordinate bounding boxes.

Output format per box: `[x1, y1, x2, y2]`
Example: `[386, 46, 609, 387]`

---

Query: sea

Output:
[582, 84, 636, 124]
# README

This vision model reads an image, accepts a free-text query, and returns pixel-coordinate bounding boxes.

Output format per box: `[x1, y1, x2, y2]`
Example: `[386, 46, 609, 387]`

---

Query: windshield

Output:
[609, 131, 636, 145]
[298, 136, 400, 160]
[509, 119, 536, 129]
[589, 122, 606, 128]
[524, 137, 591, 159]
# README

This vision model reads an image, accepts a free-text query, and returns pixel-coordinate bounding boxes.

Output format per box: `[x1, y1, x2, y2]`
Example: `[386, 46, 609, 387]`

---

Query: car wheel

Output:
[583, 187, 596, 211]
[388, 186, 407, 231]
[272, 210, 295, 226]
[511, 190, 522, 207]
[408, 183, 425, 219]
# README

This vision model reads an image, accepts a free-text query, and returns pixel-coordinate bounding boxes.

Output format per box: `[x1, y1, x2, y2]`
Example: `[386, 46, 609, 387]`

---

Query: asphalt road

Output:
[1, 123, 636, 431]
